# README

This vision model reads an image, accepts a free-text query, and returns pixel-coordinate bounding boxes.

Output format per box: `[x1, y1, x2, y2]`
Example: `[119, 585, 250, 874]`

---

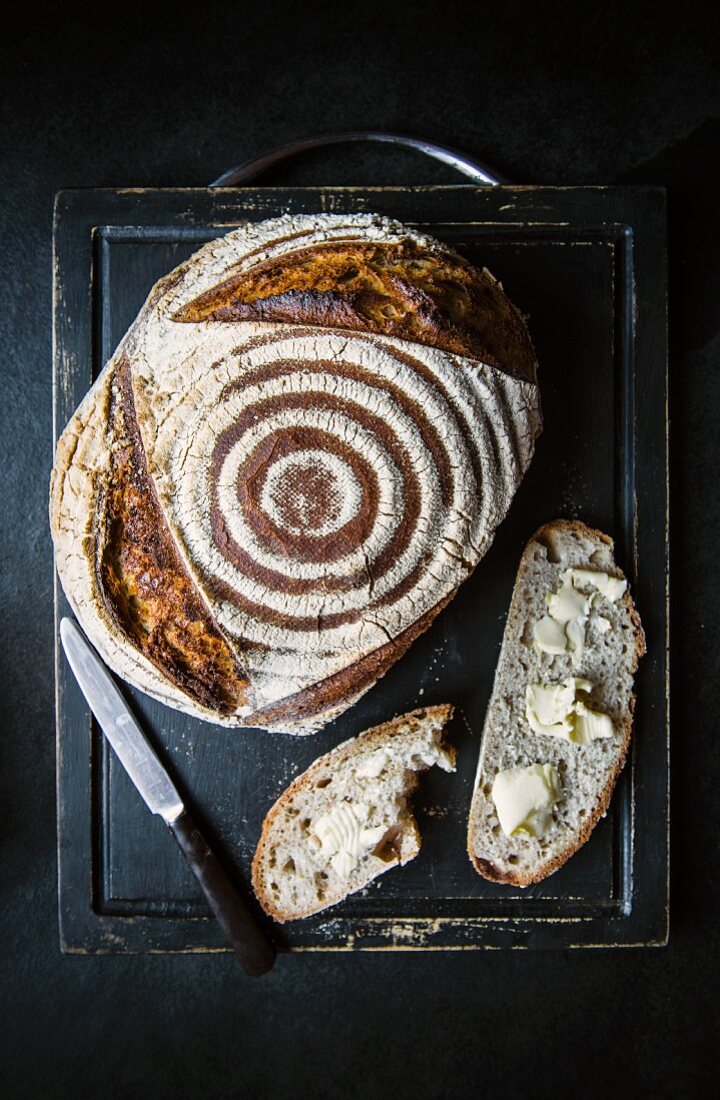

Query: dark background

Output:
[1, 1, 718, 1096]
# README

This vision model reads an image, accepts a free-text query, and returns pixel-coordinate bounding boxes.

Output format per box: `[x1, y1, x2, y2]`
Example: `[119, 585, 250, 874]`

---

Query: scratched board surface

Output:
[54, 186, 668, 951]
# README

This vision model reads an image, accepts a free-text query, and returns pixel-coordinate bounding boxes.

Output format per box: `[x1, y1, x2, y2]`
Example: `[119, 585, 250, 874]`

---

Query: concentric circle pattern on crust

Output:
[51, 213, 542, 732]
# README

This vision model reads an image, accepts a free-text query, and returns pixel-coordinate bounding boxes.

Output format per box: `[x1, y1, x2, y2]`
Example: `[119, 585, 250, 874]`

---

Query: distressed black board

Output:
[53, 186, 668, 952]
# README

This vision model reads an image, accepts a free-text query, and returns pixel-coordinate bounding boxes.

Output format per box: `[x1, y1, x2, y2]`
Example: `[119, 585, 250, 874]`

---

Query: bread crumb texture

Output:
[252, 704, 455, 921]
[467, 520, 645, 886]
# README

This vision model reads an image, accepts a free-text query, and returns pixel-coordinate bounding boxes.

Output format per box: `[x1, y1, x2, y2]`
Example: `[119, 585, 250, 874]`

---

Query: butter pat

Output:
[355, 750, 390, 779]
[534, 574, 594, 667]
[491, 763, 561, 838]
[534, 566, 624, 666]
[533, 616, 567, 655]
[573, 701, 614, 742]
[526, 677, 613, 745]
[563, 568, 627, 602]
[311, 802, 387, 877]
[547, 575, 591, 624]
[565, 617, 586, 665]
[330, 850, 357, 878]
[526, 678, 589, 738]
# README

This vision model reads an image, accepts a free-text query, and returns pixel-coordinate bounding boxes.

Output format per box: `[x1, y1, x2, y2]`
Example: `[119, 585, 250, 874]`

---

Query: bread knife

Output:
[60, 617, 276, 975]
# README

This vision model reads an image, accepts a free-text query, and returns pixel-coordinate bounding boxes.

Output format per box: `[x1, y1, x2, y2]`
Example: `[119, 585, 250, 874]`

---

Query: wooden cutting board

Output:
[54, 185, 668, 952]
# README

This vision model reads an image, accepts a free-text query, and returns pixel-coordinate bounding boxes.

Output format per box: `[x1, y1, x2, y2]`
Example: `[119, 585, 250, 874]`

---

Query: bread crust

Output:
[467, 519, 646, 886]
[97, 356, 252, 714]
[252, 704, 455, 921]
[49, 362, 224, 718]
[51, 212, 541, 733]
[174, 238, 538, 385]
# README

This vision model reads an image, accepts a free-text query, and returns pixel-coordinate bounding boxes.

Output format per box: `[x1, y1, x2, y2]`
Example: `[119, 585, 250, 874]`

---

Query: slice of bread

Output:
[252, 705, 455, 921]
[467, 520, 645, 886]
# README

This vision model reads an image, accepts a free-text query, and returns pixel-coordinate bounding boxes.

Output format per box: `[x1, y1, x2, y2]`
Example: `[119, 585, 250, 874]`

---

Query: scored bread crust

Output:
[252, 704, 455, 921]
[51, 211, 541, 733]
[467, 519, 646, 886]
[174, 236, 538, 385]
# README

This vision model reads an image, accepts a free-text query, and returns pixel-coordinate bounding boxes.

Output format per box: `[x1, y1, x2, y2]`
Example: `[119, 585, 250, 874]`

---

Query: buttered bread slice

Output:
[467, 520, 645, 886]
[252, 705, 455, 921]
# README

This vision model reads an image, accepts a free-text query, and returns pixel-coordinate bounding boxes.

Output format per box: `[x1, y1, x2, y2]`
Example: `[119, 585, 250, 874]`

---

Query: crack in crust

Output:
[173, 239, 538, 385]
[97, 358, 251, 715]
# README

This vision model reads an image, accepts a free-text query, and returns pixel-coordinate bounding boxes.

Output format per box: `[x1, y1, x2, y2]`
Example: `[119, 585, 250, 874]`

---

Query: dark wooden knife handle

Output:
[168, 811, 276, 975]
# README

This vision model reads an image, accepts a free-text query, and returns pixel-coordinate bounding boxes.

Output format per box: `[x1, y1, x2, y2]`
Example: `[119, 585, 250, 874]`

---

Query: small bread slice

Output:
[252, 705, 455, 921]
[467, 520, 645, 886]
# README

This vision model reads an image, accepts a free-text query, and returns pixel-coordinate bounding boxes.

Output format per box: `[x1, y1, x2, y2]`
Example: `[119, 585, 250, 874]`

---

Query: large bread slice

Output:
[467, 520, 645, 886]
[252, 705, 455, 921]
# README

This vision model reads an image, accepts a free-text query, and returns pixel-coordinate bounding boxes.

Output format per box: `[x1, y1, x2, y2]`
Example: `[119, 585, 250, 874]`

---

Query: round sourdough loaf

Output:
[50, 212, 542, 733]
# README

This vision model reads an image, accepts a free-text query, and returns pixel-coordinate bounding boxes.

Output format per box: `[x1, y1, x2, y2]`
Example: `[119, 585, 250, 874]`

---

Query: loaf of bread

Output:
[467, 520, 645, 885]
[252, 705, 455, 921]
[50, 212, 541, 733]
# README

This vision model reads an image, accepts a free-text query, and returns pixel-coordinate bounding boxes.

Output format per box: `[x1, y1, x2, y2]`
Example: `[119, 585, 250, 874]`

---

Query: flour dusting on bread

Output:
[252, 705, 455, 921]
[50, 212, 541, 733]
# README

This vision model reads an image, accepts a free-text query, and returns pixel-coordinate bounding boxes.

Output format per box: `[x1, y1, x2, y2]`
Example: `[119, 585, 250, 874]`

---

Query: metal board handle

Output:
[210, 132, 507, 187]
